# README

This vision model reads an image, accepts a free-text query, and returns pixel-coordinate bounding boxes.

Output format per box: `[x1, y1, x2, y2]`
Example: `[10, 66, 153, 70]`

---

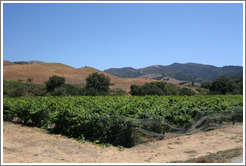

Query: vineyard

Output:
[3, 95, 243, 147]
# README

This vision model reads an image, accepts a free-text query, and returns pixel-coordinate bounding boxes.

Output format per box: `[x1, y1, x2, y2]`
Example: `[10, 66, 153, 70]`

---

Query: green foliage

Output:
[3, 80, 27, 97]
[52, 87, 67, 96]
[3, 79, 126, 97]
[118, 145, 125, 151]
[191, 81, 195, 87]
[3, 80, 46, 97]
[77, 134, 86, 143]
[209, 75, 234, 95]
[195, 87, 209, 95]
[61, 84, 86, 96]
[26, 77, 33, 83]
[201, 73, 242, 95]
[109, 88, 128, 96]
[45, 75, 65, 92]
[3, 95, 243, 147]
[229, 72, 243, 94]
[130, 85, 142, 96]
[86, 72, 110, 95]
[85, 87, 102, 96]
[52, 84, 87, 96]
[130, 81, 194, 96]
[201, 81, 212, 89]
[179, 88, 195, 96]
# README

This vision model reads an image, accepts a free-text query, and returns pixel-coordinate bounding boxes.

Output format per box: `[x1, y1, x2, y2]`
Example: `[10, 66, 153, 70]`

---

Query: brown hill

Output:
[3, 62, 154, 91]
[3, 60, 16, 66]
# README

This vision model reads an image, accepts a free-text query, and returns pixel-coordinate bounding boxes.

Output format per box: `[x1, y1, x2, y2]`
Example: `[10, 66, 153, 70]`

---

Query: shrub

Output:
[85, 87, 102, 96]
[195, 87, 209, 95]
[3, 80, 47, 97]
[61, 84, 85, 96]
[130, 81, 193, 96]
[26, 77, 33, 83]
[86, 72, 110, 94]
[179, 88, 195, 96]
[46, 75, 65, 92]
[52, 87, 67, 96]
[109, 88, 128, 96]
[201, 81, 212, 89]
[209, 75, 233, 95]
[130, 85, 143, 96]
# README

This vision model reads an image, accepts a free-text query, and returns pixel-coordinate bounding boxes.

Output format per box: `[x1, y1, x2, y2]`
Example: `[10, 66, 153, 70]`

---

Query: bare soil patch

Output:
[3, 121, 243, 163]
[172, 147, 243, 163]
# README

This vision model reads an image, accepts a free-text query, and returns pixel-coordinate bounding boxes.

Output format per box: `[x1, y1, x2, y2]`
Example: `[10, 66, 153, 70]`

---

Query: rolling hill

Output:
[3, 60, 155, 91]
[104, 63, 243, 82]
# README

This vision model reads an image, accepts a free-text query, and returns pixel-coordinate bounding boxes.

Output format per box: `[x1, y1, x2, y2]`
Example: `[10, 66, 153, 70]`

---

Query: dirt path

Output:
[3, 121, 243, 163]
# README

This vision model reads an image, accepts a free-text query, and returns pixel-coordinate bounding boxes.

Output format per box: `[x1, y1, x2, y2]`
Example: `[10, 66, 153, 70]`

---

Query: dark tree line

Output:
[3, 73, 127, 97]
[130, 81, 195, 96]
[201, 73, 243, 95]
[4, 72, 243, 97]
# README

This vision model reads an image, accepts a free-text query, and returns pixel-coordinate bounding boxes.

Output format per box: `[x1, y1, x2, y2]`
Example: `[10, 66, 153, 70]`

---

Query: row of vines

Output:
[3, 95, 243, 147]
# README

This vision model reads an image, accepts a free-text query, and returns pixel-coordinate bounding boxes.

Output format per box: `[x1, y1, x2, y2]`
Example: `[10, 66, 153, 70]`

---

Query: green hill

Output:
[104, 63, 243, 82]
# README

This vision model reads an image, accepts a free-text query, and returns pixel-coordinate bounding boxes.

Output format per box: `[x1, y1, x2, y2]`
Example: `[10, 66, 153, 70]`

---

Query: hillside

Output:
[104, 63, 243, 82]
[3, 61, 155, 91]
[3, 60, 44, 66]
[3, 60, 16, 66]
[13, 60, 44, 65]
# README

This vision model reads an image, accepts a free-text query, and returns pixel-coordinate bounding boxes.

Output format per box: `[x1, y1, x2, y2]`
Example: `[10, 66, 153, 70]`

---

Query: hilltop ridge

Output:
[3, 60, 243, 90]
[104, 62, 243, 82]
[3, 60, 154, 91]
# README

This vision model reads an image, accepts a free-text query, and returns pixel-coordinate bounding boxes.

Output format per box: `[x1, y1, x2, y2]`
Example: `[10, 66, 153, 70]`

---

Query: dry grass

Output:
[3, 62, 154, 91]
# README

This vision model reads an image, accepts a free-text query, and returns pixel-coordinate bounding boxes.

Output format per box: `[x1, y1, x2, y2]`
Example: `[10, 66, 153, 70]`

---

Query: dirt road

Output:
[3, 121, 243, 163]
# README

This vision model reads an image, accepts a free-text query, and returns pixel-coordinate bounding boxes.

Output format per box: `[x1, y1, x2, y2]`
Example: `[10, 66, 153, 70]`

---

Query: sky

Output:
[3, 3, 244, 70]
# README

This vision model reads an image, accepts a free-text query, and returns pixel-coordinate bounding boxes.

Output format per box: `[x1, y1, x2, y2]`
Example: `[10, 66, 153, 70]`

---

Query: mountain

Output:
[3, 60, 44, 65]
[4, 60, 242, 91]
[104, 67, 142, 78]
[3, 60, 15, 66]
[3, 61, 155, 91]
[104, 63, 243, 82]
[13, 60, 44, 65]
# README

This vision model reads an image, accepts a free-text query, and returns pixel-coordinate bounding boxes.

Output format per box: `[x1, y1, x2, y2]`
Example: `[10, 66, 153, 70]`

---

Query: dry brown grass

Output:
[3, 62, 154, 91]
[3, 60, 16, 66]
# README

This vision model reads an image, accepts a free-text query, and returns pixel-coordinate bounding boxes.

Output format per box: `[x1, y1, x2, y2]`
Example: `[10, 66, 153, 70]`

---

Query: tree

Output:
[130, 85, 142, 96]
[46, 75, 65, 92]
[109, 88, 128, 96]
[86, 72, 110, 95]
[201, 81, 212, 89]
[209, 75, 233, 95]
[179, 87, 195, 96]
[26, 77, 33, 83]
[60, 84, 86, 96]
[130, 81, 192, 96]
[52, 87, 67, 96]
[191, 81, 194, 87]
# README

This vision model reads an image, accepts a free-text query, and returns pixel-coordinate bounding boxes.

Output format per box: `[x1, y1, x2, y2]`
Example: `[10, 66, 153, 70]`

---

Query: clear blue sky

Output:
[3, 3, 243, 70]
